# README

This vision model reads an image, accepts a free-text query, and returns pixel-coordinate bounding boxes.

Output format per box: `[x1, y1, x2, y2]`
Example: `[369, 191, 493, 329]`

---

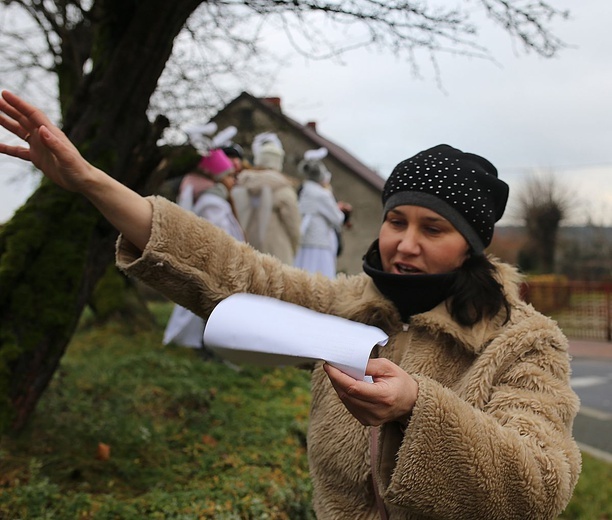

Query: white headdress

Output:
[184, 123, 238, 156]
[252, 132, 285, 171]
[298, 147, 331, 183]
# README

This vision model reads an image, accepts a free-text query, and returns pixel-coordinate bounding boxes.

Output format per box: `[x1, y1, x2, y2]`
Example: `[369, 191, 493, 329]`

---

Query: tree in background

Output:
[516, 171, 571, 274]
[0, 0, 571, 432]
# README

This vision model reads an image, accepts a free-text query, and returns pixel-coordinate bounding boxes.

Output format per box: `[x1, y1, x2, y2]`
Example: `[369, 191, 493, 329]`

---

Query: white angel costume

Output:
[294, 148, 345, 278]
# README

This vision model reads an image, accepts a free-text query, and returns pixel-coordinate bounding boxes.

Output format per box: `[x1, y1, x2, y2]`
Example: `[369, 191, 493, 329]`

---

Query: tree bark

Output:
[0, 0, 202, 432]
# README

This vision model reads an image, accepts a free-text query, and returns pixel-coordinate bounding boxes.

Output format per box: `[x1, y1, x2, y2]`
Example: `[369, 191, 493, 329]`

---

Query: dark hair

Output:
[448, 255, 510, 327]
[222, 144, 244, 160]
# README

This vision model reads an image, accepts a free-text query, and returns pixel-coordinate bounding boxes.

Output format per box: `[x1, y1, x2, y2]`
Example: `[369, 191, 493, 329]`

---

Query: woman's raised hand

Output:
[0, 90, 99, 193]
[0, 90, 153, 251]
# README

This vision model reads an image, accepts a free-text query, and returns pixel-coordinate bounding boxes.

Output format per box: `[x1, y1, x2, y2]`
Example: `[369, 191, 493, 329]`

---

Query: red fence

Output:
[521, 280, 612, 341]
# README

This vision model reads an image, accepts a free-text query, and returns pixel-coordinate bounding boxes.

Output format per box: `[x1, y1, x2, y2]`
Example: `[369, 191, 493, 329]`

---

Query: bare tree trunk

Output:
[0, 0, 202, 433]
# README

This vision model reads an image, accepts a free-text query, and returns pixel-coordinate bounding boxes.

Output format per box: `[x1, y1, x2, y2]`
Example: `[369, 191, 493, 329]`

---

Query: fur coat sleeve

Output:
[115, 196, 346, 318]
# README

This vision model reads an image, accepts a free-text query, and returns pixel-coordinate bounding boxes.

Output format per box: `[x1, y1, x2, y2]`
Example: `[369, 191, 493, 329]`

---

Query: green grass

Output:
[560, 452, 612, 519]
[0, 303, 313, 519]
[0, 302, 610, 519]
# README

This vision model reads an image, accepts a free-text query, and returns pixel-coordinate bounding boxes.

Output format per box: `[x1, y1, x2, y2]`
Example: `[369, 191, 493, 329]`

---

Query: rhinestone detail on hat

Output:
[383, 148, 500, 247]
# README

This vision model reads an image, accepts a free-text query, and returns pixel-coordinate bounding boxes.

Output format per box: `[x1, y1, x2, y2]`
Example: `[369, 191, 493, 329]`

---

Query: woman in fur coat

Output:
[0, 91, 581, 520]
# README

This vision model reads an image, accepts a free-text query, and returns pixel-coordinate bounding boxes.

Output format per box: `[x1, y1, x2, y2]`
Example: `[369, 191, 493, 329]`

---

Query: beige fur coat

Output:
[116, 196, 581, 520]
[231, 168, 301, 264]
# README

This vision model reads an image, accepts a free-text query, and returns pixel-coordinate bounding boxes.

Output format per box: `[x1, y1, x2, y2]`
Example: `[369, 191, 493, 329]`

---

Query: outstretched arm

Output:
[0, 90, 152, 251]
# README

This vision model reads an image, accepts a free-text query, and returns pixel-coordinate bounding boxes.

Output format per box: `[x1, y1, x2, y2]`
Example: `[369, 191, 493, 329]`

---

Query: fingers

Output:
[0, 142, 30, 162]
[365, 357, 397, 377]
[0, 95, 29, 134]
[0, 94, 34, 146]
[0, 90, 54, 138]
[324, 363, 378, 403]
[0, 94, 22, 121]
[1, 91, 75, 166]
[37, 124, 79, 165]
[0, 111, 27, 142]
[324, 359, 419, 426]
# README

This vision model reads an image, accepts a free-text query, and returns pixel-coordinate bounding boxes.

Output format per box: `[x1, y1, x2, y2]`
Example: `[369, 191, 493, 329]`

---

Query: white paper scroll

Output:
[203, 293, 388, 381]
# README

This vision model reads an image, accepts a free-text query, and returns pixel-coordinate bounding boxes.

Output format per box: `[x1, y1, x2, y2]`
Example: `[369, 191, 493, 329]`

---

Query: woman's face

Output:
[378, 205, 470, 275]
[220, 172, 238, 191]
[229, 157, 244, 173]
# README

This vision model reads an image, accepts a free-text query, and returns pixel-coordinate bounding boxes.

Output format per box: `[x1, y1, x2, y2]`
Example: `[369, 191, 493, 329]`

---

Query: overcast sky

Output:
[259, 0, 612, 226]
[1, 0, 611, 226]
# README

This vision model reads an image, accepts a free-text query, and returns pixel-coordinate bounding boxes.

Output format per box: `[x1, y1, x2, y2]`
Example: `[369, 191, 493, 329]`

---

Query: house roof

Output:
[218, 91, 386, 192]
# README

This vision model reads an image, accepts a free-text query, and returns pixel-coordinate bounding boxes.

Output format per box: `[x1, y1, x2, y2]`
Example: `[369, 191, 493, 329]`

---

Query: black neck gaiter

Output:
[362, 240, 457, 322]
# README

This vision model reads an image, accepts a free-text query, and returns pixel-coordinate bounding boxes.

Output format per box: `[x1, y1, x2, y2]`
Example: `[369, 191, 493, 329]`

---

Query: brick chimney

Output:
[263, 97, 282, 111]
[306, 121, 317, 133]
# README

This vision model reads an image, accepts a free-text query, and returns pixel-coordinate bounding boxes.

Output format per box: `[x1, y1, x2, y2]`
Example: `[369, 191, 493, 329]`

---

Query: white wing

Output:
[185, 122, 217, 139]
[304, 147, 328, 161]
[184, 122, 218, 155]
[212, 126, 238, 148]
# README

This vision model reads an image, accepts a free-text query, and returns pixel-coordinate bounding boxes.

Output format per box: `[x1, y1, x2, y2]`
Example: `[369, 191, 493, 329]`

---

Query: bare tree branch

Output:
[1, 0, 571, 134]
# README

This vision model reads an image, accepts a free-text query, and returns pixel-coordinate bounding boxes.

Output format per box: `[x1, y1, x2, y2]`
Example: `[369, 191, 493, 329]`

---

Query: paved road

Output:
[568, 340, 612, 462]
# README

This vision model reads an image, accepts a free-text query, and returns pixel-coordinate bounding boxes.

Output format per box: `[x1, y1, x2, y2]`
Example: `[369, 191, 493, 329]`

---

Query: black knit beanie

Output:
[382, 144, 509, 254]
